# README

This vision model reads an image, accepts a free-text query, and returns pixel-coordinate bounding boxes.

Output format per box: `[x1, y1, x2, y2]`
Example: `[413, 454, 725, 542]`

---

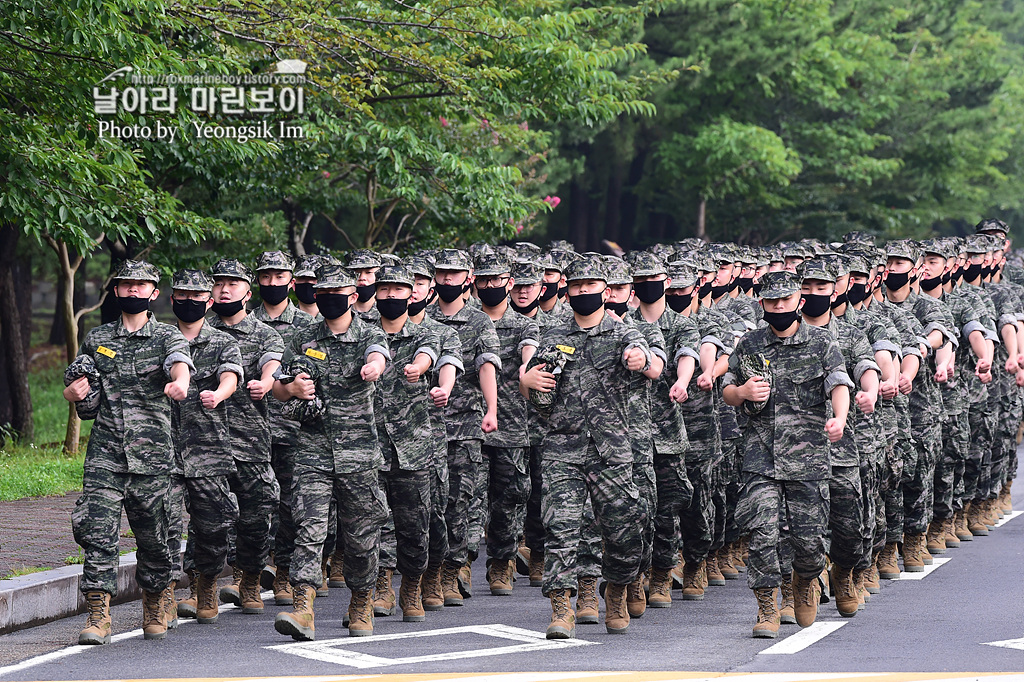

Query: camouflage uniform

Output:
[725, 271, 854, 590]
[69, 260, 195, 597]
[208, 258, 284, 575]
[348, 249, 383, 325]
[281, 264, 391, 593]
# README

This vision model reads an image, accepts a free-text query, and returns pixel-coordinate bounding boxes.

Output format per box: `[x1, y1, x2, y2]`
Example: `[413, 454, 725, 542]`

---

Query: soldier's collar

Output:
[115, 311, 155, 337]
[315, 315, 362, 342]
[765, 319, 810, 346]
[255, 300, 297, 323]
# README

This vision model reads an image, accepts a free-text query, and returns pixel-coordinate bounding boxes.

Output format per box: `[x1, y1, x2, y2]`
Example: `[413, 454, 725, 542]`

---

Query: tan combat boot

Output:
[877, 542, 901, 579]
[142, 589, 168, 640]
[546, 589, 575, 639]
[458, 562, 473, 598]
[943, 517, 961, 548]
[706, 553, 726, 586]
[163, 583, 178, 629]
[902, 533, 925, 572]
[682, 559, 706, 601]
[603, 582, 630, 634]
[177, 569, 198, 619]
[575, 576, 599, 624]
[966, 501, 989, 536]
[399, 573, 426, 622]
[954, 509, 973, 541]
[732, 539, 747, 570]
[1001, 480, 1013, 513]
[219, 565, 243, 606]
[626, 577, 646, 618]
[515, 542, 531, 577]
[926, 520, 947, 554]
[669, 552, 686, 589]
[420, 564, 444, 611]
[752, 587, 780, 638]
[830, 564, 858, 617]
[486, 558, 514, 596]
[719, 546, 740, 580]
[239, 571, 264, 614]
[441, 563, 464, 606]
[779, 577, 796, 624]
[275, 584, 316, 641]
[647, 566, 673, 608]
[372, 568, 396, 616]
[79, 591, 111, 645]
[791, 571, 820, 627]
[318, 557, 330, 597]
[328, 549, 346, 588]
[529, 550, 544, 587]
[196, 573, 220, 623]
[348, 589, 375, 636]
[853, 567, 869, 607]
[864, 557, 881, 594]
[273, 565, 294, 605]
[985, 498, 1000, 528]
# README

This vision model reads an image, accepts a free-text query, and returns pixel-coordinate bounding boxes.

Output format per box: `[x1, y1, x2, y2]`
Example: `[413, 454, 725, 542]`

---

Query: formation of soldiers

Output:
[62, 218, 1023, 645]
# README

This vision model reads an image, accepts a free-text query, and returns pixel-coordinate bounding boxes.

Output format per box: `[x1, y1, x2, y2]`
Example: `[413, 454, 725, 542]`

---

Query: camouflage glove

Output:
[524, 346, 570, 414]
[64, 355, 101, 420]
[277, 358, 325, 424]
[738, 353, 772, 415]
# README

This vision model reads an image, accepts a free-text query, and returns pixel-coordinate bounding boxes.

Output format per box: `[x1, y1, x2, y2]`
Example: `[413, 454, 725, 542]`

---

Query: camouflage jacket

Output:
[884, 291, 954, 428]
[621, 312, 667, 463]
[983, 281, 1024, 400]
[840, 304, 901, 440]
[252, 301, 316, 445]
[679, 305, 731, 450]
[872, 297, 922, 441]
[933, 288, 985, 414]
[76, 313, 194, 475]
[951, 284, 996, 406]
[525, 307, 567, 445]
[171, 322, 244, 477]
[712, 302, 748, 440]
[410, 314, 464, 468]
[281, 316, 390, 473]
[355, 305, 382, 325]
[724, 321, 854, 481]
[823, 315, 881, 468]
[483, 305, 540, 449]
[207, 312, 284, 462]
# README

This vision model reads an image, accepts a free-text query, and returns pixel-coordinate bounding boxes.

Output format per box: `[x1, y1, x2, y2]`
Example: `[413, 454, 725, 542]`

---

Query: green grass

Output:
[0, 351, 91, 501]
[1, 565, 48, 580]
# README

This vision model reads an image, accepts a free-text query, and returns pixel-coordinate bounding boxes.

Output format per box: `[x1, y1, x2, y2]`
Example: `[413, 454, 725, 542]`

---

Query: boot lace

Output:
[551, 590, 570, 619]
[85, 592, 106, 626]
[755, 589, 777, 621]
[143, 592, 163, 627]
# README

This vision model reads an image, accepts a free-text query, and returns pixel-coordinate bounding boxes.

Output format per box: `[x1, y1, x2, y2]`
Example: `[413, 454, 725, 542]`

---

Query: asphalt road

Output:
[2, 488, 1023, 681]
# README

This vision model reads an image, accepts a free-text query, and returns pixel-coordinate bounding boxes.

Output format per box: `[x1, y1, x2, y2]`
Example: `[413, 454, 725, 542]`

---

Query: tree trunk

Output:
[697, 196, 708, 242]
[283, 199, 309, 259]
[53, 240, 82, 453]
[0, 223, 33, 441]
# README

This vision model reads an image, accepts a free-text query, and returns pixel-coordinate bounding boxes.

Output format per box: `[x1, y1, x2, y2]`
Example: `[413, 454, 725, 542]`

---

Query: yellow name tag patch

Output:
[305, 348, 326, 360]
[556, 345, 575, 355]
[96, 346, 116, 358]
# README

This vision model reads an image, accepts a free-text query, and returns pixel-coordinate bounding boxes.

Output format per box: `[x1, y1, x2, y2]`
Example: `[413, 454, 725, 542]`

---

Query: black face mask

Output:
[752, 281, 763, 296]
[509, 296, 540, 315]
[408, 290, 435, 317]
[376, 297, 409, 320]
[539, 282, 558, 301]
[633, 280, 665, 304]
[173, 299, 208, 323]
[884, 271, 911, 291]
[606, 300, 629, 316]
[965, 263, 984, 281]
[846, 282, 868, 305]
[211, 299, 246, 317]
[435, 282, 466, 303]
[699, 281, 713, 299]
[941, 271, 951, 285]
[763, 308, 800, 332]
[477, 287, 508, 308]
[116, 295, 151, 315]
[356, 283, 376, 303]
[666, 293, 693, 313]
[736, 277, 754, 293]
[801, 293, 832, 318]
[920, 275, 943, 292]
[710, 283, 730, 299]
[259, 283, 290, 306]
[294, 282, 317, 305]
[728, 278, 739, 292]
[558, 286, 568, 299]
[316, 293, 350, 320]
[831, 292, 848, 310]
[568, 291, 604, 316]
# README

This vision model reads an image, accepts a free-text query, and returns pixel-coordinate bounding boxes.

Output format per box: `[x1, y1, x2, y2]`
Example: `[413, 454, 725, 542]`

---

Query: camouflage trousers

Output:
[735, 472, 829, 590]
[723, 439, 743, 544]
[466, 452, 488, 562]
[987, 392, 1023, 498]
[524, 442, 545, 555]
[427, 454, 450, 568]
[483, 445, 531, 563]
[445, 439, 481, 568]
[167, 474, 233, 580]
[884, 438, 909, 544]
[291, 465, 388, 592]
[226, 459, 276, 574]
[651, 452, 702, 570]
[270, 438, 299, 570]
[934, 412, 967, 519]
[378, 467, 430, 577]
[541, 439, 644, 595]
[860, 459, 884, 569]
[710, 448, 730, 552]
[578, 456, 657, 578]
[73, 468, 172, 596]
[965, 400, 996, 504]
[827, 465, 864, 569]
[904, 421, 942, 535]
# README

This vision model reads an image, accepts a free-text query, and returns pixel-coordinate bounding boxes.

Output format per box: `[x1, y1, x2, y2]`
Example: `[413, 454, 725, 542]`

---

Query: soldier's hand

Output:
[855, 390, 876, 415]
[669, 379, 689, 403]
[898, 373, 913, 394]
[430, 386, 450, 407]
[361, 361, 383, 382]
[878, 379, 898, 400]
[248, 379, 269, 400]
[291, 373, 316, 400]
[521, 363, 556, 392]
[934, 366, 948, 383]
[979, 368, 992, 384]
[63, 376, 90, 402]
[1006, 357, 1019, 374]
[743, 377, 771, 403]
[1017, 369, 1024, 388]
[1017, 353, 1024, 370]
[164, 379, 188, 402]
[200, 390, 222, 409]
[404, 364, 423, 384]
[624, 348, 647, 372]
[976, 357, 992, 374]
[825, 417, 845, 443]
[696, 371, 714, 392]
[482, 412, 498, 433]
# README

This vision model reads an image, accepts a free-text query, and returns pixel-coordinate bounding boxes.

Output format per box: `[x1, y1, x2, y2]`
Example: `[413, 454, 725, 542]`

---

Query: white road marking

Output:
[984, 636, 1024, 651]
[266, 624, 595, 669]
[657, 674, 888, 682]
[898, 557, 951, 580]
[756, 622, 848, 655]
[993, 510, 1022, 528]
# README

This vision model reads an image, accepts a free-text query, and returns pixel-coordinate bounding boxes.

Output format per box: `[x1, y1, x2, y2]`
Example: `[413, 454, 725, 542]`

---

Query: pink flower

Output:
[543, 195, 561, 209]
[322, 171, 331, 180]
[516, 224, 525, 234]
[519, 121, 529, 131]
[439, 116, 449, 127]
[480, 118, 489, 129]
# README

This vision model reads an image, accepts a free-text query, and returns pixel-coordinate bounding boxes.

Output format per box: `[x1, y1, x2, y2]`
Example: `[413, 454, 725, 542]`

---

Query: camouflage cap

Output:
[564, 254, 607, 283]
[845, 253, 871, 275]
[753, 247, 770, 267]
[666, 263, 698, 288]
[210, 258, 254, 284]
[379, 253, 402, 267]
[843, 230, 876, 246]
[171, 268, 213, 292]
[919, 238, 952, 260]
[255, 250, 295, 272]
[113, 259, 161, 284]
[797, 258, 836, 283]
[474, 253, 512, 277]
[511, 259, 542, 285]
[829, 254, 852, 277]
[736, 246, 757, 266]
[313, 263, 357, 289]
[537, 252, 564, 272]
[976, 218, 1009, 236]
[64, 354, 99, 384]
[767, 246, 785, 264]
[405, 256, 435, 280]
[345, 249, 382, 270]
[886, 239, 920, 263]
[757, 270, 801, 299]
[434, 248, 472, 272]
[708, 243, 735, 265]
[964, 234, 1001, 254]
[375, 263, 415, 288]
[630, 251, 667, 278]
[468, 242, 495, 259]
[294, 255, 322, 278]
[603, 256, 632, 285]
[514, 241, 543, 259]
[547, 239, 576, 252]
